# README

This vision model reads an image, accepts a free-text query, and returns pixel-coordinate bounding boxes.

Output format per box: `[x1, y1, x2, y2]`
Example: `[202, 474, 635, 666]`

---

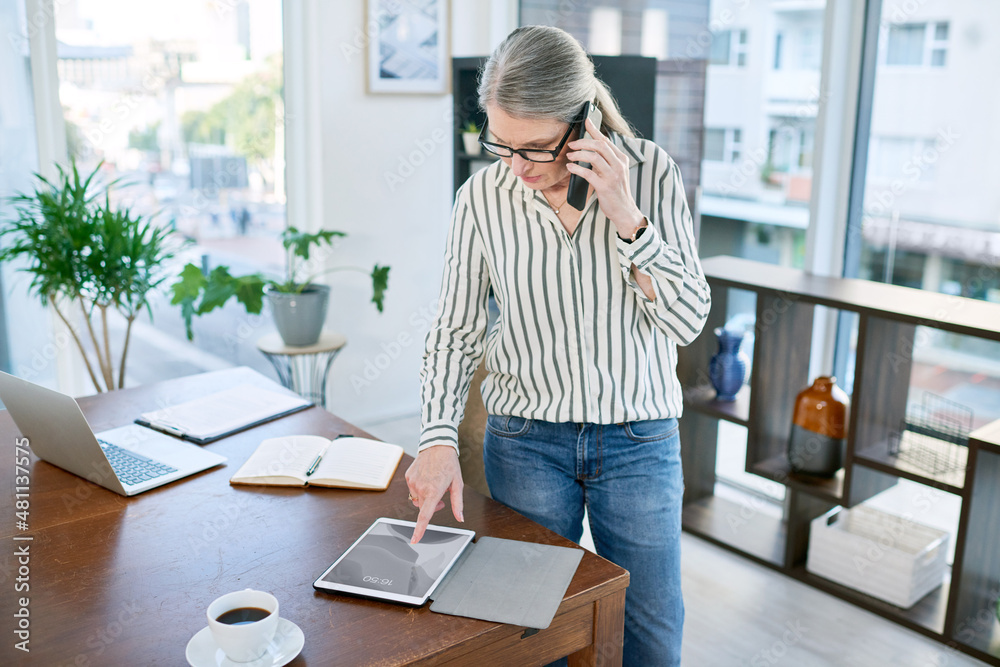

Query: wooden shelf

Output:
[791, 565, 951, 636]
[456, 152, 499, 162]
[950, 438, 1000, 664]
[749, 454, 844, 504]
[700, 256, 1000, 341]
[970, 420, 1000, 456]
[683, 384, 750, 426]
[682, 494, 785, 568]
[955, 615, 1000, 661]
[853, 442, 966, 495]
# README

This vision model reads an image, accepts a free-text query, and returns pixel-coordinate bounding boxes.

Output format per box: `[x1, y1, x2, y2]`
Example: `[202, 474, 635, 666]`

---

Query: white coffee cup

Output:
[206, 589, 279, 662]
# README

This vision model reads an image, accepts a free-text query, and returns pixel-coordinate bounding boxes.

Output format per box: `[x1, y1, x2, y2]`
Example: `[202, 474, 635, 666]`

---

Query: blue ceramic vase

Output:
[709, 327, 749, 401]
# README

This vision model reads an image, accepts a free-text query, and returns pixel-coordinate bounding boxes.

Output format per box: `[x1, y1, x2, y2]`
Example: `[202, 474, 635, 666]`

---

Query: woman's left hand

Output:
[566, 118, 645, 238]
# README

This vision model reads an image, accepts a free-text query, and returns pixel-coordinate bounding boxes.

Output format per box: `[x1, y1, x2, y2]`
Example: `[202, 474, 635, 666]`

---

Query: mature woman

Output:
[406, 25, 710, 665]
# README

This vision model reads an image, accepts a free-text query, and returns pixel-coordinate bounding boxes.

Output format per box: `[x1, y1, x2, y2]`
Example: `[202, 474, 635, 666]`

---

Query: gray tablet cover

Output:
[429, 536, 584, 630]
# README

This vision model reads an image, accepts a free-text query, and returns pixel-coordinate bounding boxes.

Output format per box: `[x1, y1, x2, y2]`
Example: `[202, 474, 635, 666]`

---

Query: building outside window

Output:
[703, 128, 742, 164]
[844, 0, 1000, 438]
[883, 21, 949, 67]
[767, 125, 814, 175]
[867, 136, 937, 182]
[710, 28, 748, 67]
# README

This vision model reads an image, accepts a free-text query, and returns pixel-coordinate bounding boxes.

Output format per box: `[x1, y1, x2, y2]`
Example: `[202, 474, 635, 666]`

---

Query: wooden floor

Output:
[680, 532, 989, 666]
[361, 414, 990, 666]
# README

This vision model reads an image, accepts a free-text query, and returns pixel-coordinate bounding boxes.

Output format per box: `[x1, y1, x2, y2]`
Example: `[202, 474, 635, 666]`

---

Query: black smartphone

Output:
[566, 100, 604, 211]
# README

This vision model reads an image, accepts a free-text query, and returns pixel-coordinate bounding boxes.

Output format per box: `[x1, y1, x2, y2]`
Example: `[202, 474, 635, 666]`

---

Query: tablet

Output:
[313, 518, 475, 606]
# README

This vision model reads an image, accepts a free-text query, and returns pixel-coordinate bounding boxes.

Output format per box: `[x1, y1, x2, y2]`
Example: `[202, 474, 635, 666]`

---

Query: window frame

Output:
[710, 28, 749, 68]
[704, 127, 743, 164]
[880, 20, 949, 68]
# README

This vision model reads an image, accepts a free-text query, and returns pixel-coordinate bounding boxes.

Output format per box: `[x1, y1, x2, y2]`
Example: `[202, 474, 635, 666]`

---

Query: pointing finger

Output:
[450, 475, 465, 523]
[411, 489, 445, 544]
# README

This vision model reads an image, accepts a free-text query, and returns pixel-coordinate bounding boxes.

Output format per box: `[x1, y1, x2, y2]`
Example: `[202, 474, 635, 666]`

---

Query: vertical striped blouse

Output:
[419, 133, 711, 454]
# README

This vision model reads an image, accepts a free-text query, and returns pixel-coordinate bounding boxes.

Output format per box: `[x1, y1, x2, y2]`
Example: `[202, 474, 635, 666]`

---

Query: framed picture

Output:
[366, 0, 451, 95]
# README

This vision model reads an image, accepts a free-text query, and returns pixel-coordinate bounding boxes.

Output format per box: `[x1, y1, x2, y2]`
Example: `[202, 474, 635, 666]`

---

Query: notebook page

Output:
[140, 384, 310, 440]
[314, 437, 403, 488]
[230, 435, 329, 483]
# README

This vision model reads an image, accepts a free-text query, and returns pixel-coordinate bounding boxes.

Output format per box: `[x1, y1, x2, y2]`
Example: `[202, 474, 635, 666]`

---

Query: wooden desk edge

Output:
[408, 572, 630, 666]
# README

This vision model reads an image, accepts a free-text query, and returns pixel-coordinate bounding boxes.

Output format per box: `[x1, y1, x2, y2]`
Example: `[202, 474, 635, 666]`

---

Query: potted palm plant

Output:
[0, 161, 177, 392]
[171, 227, 389, 346]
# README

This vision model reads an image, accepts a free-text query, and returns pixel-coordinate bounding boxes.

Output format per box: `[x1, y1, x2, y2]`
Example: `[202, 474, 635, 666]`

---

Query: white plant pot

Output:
[462, 132, 481, 156]
[265, 284, 330, 347]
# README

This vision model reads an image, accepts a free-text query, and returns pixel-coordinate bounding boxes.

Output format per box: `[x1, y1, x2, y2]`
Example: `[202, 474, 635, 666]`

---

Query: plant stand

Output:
[257, 331, 347, 409]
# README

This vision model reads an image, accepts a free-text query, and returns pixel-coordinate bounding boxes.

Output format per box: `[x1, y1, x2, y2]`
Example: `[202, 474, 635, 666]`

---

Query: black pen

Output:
[305, 453, 323, 476]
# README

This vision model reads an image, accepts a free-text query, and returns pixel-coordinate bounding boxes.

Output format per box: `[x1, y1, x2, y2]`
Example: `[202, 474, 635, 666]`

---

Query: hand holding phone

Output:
[566, 101, 604, 211]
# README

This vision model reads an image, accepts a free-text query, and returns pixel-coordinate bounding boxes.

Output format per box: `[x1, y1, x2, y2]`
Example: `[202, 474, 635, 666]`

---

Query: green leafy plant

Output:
[760, 158, 775, 185]
[462, 120, 479, 134]
[170, 227, 390, 340]
[0, 161, 178, 391]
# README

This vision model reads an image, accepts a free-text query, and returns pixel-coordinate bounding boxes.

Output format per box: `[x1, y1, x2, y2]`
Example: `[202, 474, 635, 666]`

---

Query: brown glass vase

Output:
[787, 376, 850, 477]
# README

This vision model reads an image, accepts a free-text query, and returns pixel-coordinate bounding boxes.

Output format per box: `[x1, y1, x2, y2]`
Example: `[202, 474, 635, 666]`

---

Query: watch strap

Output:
[620, 219, 648, 244]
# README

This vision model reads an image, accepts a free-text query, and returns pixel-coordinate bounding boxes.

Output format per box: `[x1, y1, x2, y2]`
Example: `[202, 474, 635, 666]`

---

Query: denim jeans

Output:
[483, 416, 684, 667]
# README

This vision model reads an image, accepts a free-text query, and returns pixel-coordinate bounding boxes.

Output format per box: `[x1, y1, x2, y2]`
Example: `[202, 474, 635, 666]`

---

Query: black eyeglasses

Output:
[478, 120, 575, 163]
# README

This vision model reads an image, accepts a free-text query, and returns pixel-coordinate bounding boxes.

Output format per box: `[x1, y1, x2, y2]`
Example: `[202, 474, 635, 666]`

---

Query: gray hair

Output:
[478, 25, 635, 138]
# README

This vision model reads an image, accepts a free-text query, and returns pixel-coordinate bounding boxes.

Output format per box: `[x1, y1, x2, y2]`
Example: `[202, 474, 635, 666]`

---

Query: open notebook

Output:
[230, 435, 404, 490]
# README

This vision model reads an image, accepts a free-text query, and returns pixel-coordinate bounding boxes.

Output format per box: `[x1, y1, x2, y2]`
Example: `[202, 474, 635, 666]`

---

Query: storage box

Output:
[806, 505, 949, 608]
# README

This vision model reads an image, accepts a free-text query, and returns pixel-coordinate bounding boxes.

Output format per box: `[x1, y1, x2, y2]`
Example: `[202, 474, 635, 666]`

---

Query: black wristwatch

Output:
[620, 220, 648, 244]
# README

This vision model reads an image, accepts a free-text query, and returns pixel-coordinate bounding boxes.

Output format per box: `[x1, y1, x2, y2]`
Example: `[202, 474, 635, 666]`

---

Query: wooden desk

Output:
[0, 368, 628, 666]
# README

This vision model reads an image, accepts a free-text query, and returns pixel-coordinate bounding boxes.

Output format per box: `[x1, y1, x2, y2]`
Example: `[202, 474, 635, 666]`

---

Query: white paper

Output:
[140, 384, 310, 440]
[316, 437, 403, 487]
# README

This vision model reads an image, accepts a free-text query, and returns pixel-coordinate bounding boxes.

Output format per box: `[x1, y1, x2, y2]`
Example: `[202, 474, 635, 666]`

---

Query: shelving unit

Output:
[452, 57, 495, 195]
[951, 420, 1000, 661]
[677, 255, 1000, 665]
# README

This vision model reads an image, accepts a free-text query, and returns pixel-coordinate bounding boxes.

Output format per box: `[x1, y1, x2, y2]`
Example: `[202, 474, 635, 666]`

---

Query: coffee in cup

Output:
[206, 589, 279, 662]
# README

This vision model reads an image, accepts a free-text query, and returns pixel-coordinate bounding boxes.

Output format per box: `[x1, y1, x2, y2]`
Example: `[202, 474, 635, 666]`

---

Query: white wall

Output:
[311, 1, 513, 424]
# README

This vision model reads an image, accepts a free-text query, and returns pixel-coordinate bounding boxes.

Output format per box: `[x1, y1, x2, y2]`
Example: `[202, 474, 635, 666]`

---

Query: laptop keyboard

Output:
[98, 439, 178, 486]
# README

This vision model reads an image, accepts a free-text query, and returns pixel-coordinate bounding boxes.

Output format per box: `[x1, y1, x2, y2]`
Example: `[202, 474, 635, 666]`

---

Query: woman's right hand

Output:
[405, 445, 464, 544]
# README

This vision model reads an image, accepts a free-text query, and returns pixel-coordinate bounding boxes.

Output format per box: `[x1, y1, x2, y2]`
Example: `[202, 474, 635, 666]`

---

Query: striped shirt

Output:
[419, 133, 711, 453]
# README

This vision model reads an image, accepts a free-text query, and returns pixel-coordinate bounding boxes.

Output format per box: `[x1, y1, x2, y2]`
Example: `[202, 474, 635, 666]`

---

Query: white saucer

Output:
[186, 617, 304, 667]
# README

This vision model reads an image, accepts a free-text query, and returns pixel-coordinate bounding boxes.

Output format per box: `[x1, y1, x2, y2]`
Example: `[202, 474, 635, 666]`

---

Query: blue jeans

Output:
[483, 416, 684, 667]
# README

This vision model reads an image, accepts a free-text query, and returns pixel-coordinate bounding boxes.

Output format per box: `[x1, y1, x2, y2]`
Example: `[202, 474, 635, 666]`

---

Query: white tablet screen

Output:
[317, 520, 472, 601]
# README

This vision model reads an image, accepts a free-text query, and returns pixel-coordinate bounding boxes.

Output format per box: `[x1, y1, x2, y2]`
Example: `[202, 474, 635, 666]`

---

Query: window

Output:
[52, 0, 286, 385]
[773, 31, 784, 70]
[589, 7, 623, 55]
[767, 125, 814, 174]
[799, 27, 822, 70]
[710, 29, 747, 67]
[640, 8, 669, 61]
[868, 136, 937, 182]
[884, 22, 949, 67]
[840, 1, 998, 429]
[704, 128, 742, 163]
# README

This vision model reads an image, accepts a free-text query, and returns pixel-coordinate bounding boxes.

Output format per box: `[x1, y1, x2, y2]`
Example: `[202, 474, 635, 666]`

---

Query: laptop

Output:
[0, 371, 226, 496]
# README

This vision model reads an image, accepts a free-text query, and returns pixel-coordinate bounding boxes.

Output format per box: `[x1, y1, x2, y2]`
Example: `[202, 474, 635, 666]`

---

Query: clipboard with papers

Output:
[135, 383, 312, 444]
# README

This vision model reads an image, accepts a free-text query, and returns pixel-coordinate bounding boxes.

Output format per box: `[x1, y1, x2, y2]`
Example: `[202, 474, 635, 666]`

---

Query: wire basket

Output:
[888, 392, 973, 477]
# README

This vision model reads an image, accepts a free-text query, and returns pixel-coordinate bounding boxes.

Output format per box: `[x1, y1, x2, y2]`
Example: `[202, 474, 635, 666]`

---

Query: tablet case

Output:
[429, 536, 584, 630]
